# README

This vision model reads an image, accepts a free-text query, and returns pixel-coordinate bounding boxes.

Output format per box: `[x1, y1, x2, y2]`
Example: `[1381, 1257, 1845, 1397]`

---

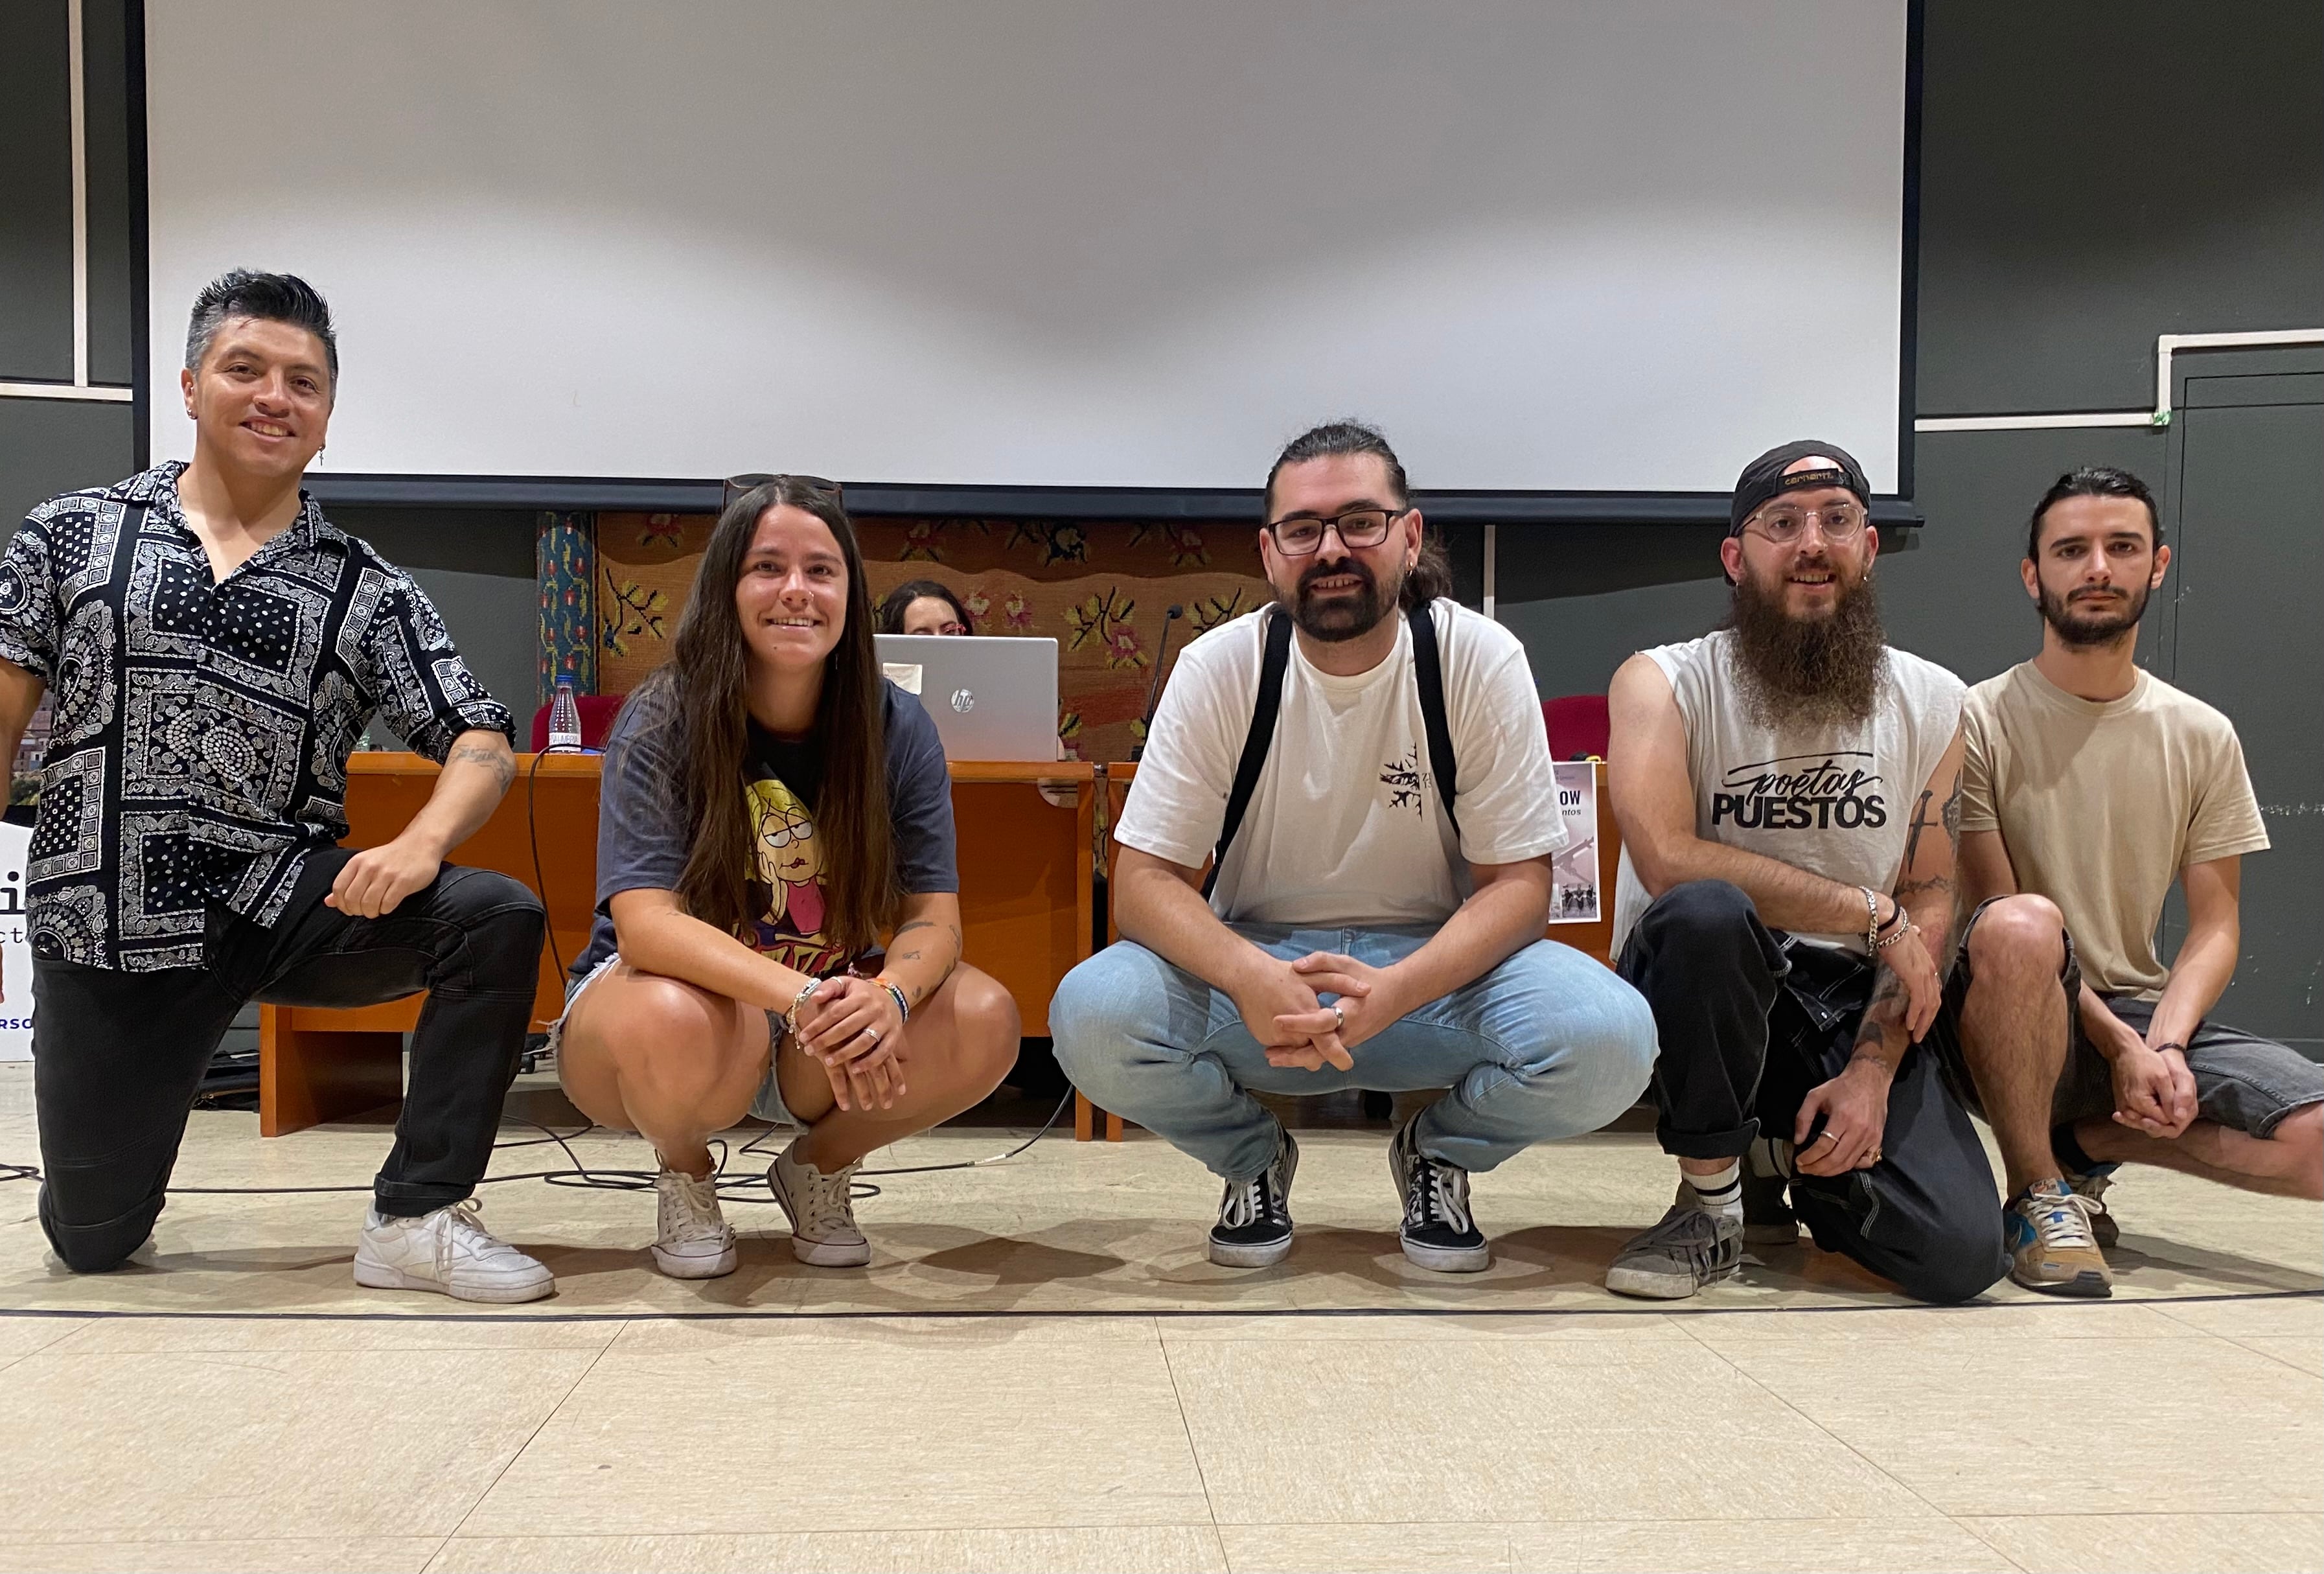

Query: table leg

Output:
[1075, 1091, 1096, 1142]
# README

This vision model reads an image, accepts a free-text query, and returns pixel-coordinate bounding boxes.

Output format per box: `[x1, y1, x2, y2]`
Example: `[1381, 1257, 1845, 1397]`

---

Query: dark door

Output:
[2157, 349, 2323, 1052]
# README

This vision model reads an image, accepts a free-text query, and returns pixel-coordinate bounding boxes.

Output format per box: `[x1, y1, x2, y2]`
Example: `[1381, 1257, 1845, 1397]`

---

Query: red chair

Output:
[528, 691, 627, 752]
[1541, 694, 1610, 761]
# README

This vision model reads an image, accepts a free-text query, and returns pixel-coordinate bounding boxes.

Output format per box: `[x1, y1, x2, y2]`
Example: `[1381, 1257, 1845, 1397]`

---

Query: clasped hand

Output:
[793, 977, 908, 1112]
[2111, 1036, 2197, 1139]
[1236, 951, 1396, 1072]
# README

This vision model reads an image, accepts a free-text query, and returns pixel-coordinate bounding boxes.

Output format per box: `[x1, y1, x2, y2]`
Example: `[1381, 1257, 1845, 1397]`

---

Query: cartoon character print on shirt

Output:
[1711, 752, 1889, 832]
[743, 776, 847, 977]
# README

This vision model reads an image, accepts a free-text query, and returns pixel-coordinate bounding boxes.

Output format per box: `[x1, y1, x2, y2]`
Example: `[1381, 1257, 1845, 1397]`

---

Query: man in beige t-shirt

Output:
[1933, 467, 2322, 1301]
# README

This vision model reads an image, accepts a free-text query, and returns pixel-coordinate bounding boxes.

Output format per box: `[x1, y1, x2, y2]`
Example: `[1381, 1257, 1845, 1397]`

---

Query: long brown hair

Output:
[645, 478, 895, 957]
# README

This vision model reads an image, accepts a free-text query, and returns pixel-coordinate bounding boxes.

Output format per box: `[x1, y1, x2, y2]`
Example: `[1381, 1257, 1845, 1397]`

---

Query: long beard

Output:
[2038, 578, 2149, 649]
[1726, 564, 1889, 728]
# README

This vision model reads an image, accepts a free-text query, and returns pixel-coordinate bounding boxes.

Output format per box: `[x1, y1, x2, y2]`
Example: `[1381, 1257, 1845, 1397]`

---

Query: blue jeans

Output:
[1051, 925, 1658, 1180]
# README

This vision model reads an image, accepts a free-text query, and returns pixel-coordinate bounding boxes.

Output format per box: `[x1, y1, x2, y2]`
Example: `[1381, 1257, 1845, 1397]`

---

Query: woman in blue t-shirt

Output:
[554, 476, 1020, 1275]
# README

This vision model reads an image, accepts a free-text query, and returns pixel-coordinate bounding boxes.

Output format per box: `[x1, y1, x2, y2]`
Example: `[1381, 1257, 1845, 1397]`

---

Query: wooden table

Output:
[257, 753, 1095, 1136]
[1074, 761, 1621, 1140]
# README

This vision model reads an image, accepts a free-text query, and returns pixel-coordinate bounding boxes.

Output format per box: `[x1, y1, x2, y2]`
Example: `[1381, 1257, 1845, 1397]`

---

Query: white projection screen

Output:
[144, 2, 1912, 497]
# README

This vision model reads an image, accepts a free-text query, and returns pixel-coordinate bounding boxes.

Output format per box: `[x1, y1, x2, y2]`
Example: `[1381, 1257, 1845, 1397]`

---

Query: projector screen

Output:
[145, 2, 1911, 495]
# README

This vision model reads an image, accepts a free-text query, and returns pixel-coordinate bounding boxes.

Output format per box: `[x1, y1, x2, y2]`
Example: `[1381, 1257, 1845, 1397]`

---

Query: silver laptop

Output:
[875, 634, 1059, 761]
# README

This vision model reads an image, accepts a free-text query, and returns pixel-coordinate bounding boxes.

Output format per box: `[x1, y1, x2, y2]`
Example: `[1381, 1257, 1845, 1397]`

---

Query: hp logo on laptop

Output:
[950, 688, 976, 713]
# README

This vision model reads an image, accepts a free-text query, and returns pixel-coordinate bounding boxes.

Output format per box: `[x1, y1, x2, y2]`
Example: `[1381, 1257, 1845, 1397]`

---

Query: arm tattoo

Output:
[1854, 969, 1907, 1053]
[448, 740, 514, 791]
[1940, 769, 1963, 846]
[1902, 787, 1935, 872]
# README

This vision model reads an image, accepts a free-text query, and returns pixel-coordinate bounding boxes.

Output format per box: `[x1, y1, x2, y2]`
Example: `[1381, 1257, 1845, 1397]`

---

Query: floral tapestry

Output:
[594, 513, 1272, 763]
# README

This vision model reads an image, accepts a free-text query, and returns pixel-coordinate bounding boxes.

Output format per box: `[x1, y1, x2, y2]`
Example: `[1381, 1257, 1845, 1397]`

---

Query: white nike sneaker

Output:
[652, 1166, 739, 1279]
[767, 1139, 871, 1267]
[352, 1198, 554, 1303]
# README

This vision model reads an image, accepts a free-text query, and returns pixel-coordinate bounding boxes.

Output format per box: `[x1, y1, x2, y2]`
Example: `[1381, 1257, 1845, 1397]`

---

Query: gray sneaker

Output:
[1605, 1203, 1742, 1300]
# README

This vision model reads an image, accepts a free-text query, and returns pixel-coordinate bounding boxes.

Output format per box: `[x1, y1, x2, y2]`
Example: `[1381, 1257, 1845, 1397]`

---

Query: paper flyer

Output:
[1547, 761, 1600, 925]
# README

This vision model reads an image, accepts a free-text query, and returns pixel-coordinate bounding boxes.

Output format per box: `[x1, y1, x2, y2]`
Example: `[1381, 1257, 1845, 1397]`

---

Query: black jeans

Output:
[32, 847, 546, 1272]
[1618, 879, 2007, 1304]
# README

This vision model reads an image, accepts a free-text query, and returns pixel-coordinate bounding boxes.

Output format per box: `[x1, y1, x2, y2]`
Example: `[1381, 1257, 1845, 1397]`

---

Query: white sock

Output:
[1683, 1161, 1743, 1220]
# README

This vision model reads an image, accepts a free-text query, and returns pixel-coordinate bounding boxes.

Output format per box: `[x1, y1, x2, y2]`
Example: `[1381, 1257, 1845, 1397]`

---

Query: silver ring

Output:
[1330, 1004, 1345, 1033]
[864, 1027, 882, 1046]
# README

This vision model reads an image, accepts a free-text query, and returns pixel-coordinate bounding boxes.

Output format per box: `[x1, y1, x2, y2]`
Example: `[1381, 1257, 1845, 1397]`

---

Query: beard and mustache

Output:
[1282, 552, 1404, 643]
[1726, 555, 1890, 728]
[2037, 575, 2150, 648]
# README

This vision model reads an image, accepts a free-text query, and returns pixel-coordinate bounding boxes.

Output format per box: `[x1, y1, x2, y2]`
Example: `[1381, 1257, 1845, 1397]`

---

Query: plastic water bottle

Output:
[547, 679, 583, 753]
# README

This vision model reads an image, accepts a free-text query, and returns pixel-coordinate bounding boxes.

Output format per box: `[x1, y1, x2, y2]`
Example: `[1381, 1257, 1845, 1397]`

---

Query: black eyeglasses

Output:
[1264, 507, 1407, 557]
[722, 472, 845, 512]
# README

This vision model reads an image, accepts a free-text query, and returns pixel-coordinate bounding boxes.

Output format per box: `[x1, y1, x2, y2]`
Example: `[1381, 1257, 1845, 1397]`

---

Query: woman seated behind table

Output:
[877, 579, 974, 638]
[554, 477, 1020, 1275]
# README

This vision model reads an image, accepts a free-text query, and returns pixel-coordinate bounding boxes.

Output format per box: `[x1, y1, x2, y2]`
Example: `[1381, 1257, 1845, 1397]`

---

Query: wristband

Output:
[2152, 1039, 2187, 1057]
[879, 978, 910, 1026]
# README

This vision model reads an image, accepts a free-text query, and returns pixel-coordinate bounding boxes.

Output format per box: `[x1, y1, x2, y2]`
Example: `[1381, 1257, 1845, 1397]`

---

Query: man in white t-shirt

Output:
[1931, 467, 2321, 1298]
[1602, 441, 2004, 1305]
[1051, 422, 1656, 1272]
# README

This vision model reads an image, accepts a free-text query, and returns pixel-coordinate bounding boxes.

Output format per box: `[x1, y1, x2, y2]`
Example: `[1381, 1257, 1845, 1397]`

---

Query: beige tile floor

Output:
[0, 1063, 2318, 1573]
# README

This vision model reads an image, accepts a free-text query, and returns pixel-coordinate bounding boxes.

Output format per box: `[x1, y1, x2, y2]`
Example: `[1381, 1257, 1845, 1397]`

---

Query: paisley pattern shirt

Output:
[0, 463, 514, 971]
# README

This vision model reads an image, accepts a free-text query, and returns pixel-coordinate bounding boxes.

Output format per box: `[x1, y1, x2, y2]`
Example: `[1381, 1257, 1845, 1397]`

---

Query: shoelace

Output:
[1219, 1174, 1267, 1230]
[1404, 1150, 1473, 1236]
[659, 1172, 726, 1243]
[791, 1160, 860, 1234]
[433, 1198, 508, 1274]
[1645, 1205, 1730, 1271]
[2026, 1188, 2100, 1250]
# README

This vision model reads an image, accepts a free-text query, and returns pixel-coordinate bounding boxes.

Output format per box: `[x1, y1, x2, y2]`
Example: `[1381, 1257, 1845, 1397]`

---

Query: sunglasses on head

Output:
[722, 472, 845, 512]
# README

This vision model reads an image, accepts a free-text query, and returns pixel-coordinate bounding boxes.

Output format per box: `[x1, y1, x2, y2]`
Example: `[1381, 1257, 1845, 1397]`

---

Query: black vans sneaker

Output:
[1388, 1114, 1490, 1272]
[1209, 1129, 1298, 1267]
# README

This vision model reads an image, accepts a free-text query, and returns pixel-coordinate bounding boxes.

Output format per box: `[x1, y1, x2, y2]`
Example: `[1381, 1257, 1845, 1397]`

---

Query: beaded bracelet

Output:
[879, 978, 911, 1026]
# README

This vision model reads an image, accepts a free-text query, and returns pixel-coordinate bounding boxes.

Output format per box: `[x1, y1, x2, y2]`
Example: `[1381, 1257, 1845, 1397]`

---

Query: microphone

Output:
[1129, 605, 1185, 761]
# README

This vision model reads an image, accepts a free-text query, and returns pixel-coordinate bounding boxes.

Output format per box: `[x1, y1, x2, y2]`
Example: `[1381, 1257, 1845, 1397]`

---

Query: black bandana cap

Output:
[1729, 440, 1872, 536]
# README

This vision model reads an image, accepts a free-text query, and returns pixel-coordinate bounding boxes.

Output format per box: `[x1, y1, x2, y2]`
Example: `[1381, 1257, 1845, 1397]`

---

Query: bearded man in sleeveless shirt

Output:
[1600, 442, 2006, 1304]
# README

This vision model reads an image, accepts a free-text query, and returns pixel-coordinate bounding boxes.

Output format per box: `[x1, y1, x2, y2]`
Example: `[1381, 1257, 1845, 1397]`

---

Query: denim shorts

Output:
[551, 952, 800, 1127]
[1931, 898, 2324, 1138]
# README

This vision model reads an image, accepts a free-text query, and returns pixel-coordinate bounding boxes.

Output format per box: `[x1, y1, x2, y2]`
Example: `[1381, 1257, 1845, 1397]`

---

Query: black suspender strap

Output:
[1202, 605, 1294, 899]
[1409, 599, 1462, 839]
[1201, 601, 1462, 899]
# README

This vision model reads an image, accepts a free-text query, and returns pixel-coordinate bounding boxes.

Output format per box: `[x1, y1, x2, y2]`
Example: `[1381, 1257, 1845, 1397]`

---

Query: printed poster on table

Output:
[1547, 761, 1600, 925]
[0, 820, 30, 1059]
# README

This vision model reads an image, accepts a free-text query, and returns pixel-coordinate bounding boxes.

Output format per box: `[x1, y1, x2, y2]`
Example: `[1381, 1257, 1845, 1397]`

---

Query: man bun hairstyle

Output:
[185, 270, 339, 390]
[2027, 466, 2161, 560]
[1263, 419, 1450, 611]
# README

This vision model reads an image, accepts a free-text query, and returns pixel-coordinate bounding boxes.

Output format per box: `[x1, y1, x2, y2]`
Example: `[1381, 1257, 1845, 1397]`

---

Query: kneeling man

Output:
[1052, 422, 1656, 1271]
[1940, 467, 2321, 1297]
[1605, 441, 2004, 1304]
[0, 272, 551, 1299]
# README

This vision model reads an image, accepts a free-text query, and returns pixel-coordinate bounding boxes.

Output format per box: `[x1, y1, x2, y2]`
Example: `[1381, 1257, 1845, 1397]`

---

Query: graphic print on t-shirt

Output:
[1711, 751, 1890, 833]
[743, 776, 845, 977]
[1379, 746, 1433, 813]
